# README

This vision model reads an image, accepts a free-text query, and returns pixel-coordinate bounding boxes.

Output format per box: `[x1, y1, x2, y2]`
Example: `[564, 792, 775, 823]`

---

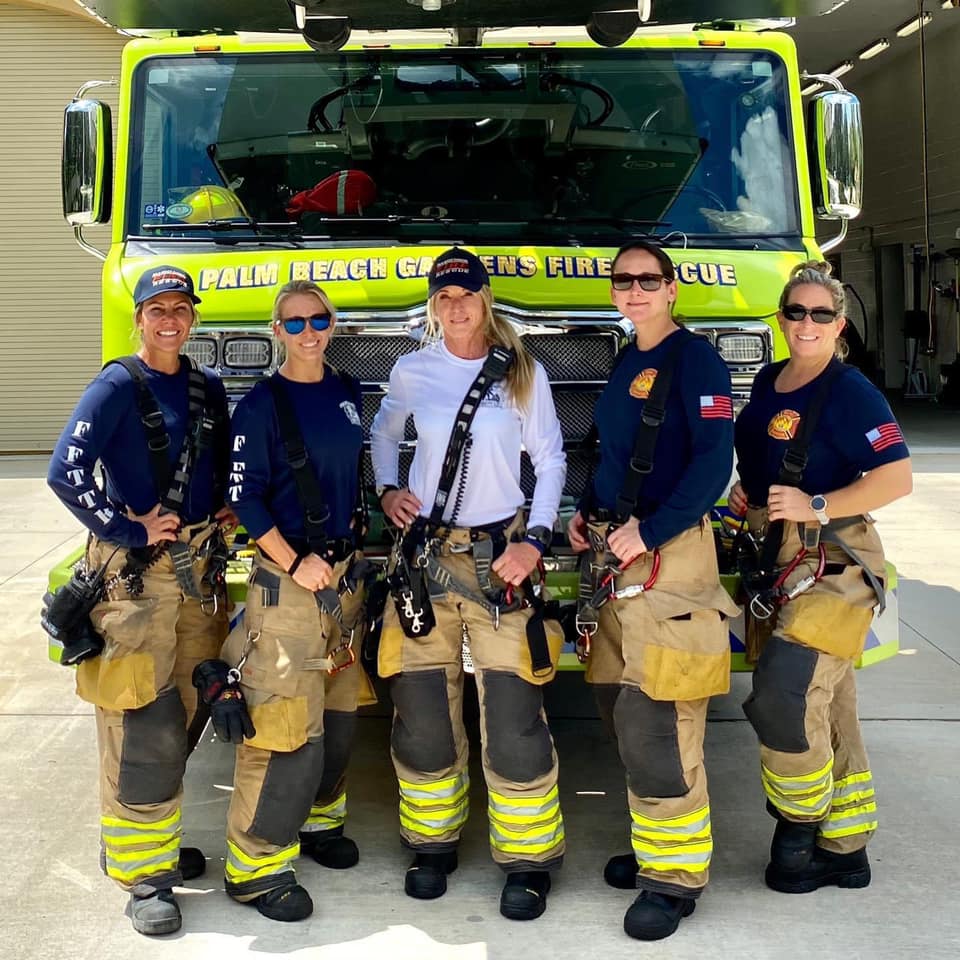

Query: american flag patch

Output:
[865, 422, 904, 452]
[699, 395, 733, 419]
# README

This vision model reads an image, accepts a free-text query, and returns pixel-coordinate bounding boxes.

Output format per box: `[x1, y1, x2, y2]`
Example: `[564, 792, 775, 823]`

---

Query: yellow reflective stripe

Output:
[820, 819, 879, 839]
[831, 788, 875, 807]
[821, 802, 878, 838]
[637, 857, 710, 874]
[489, 822, 565, 856]
[400, 809, 468, 837]
[104, 835, 178, 863]
[399, 780, 469, 810]
[304, 792, 347, 828]
[225, 840, 298, 883]
[398, 773, 469, 802]
[488, 785, 559, 811]
[761, 757, 833, 788]
[104, 852, 179, 883]
[629, 805, 711, 836]
[488, 813, 563, 842]
[101, 809, 182, 838]
[767, 794, 832, 819]
[631, 837, 713, 865]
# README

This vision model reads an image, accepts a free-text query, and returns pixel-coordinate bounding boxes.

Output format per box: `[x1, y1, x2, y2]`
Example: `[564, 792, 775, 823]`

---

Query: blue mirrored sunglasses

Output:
[280, 313, 331, 335]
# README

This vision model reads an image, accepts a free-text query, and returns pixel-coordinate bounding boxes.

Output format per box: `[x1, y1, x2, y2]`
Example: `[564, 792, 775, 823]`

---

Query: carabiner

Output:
[327, 631, 356, 675]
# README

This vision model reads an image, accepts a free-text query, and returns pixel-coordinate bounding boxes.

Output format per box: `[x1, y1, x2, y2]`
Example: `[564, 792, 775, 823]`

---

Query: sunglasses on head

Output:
[279, 313, 331, 335]
[782, 303, 839, 324]
[611, 272, 671, 292]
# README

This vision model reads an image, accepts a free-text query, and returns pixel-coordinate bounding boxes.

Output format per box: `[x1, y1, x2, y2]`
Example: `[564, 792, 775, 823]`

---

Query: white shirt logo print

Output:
[230, 440, 246, 501]
[340, 401, 362, 427]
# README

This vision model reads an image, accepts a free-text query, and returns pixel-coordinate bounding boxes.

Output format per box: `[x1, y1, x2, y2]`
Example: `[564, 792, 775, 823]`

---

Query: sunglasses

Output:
[279, 313, 332, 335]
[782, 303, 839, 324]
[611, 273, 671, 292]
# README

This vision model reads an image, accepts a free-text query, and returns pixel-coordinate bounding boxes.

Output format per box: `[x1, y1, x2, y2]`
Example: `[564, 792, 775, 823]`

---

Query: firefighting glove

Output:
[192, 659, 256, 743]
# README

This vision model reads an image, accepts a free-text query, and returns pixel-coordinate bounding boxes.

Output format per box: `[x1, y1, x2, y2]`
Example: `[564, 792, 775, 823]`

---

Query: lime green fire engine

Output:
[55, 2, 898, 669]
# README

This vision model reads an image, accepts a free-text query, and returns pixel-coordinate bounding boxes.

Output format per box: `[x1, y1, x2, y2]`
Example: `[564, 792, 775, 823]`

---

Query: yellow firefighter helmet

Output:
[176, 185, 247, 223]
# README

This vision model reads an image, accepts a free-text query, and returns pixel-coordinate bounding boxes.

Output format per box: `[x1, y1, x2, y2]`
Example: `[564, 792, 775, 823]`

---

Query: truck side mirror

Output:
[808, 90, 863, 221]
[62, 99, 112, 225]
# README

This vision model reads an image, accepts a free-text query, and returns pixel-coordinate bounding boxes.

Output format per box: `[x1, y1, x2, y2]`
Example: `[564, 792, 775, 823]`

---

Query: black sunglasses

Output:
[782, 303, 839, 324]
[611, 272, 671, 292]
[280, 313, 332, 335]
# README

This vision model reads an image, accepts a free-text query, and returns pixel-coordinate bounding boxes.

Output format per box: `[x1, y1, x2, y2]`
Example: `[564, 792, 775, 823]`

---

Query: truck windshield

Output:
[128, 46, 800, 247]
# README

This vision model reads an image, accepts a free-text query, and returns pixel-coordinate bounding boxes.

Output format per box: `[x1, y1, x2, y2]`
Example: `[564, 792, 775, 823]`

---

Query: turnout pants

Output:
[585, 521, 740, 898]
[743, 511, 884, 854]
[76, 523, 228, 894]
[221, 551, 372, 901]
[378, 540, 565, 873]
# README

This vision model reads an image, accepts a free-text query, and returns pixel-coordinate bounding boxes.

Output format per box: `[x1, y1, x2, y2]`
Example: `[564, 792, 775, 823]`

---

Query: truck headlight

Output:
[716, 333, 766, 365]
[181, 336, 217, 368]
[223, 336, 272, 369]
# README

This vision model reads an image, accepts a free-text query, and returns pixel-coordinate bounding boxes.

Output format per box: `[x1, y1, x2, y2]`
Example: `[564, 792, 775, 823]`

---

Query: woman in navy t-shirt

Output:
[212, 280, 371, 923]
[729, 261, 911, 898]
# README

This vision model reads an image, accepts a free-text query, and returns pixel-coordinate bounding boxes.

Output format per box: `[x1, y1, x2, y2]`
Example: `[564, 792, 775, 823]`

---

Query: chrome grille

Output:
[523, 332, 620, 382]
[326, 334, 418, 383]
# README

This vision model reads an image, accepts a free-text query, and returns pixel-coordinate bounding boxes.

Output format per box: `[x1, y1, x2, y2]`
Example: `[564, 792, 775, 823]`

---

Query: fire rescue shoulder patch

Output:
[629, 368, 658, 399]
[768, 409, 801, 440]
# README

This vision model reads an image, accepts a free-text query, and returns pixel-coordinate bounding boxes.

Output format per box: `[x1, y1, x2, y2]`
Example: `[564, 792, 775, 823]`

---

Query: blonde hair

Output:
[271, 281, 337, 364]
[779, 260, 848, 360]
[271, 280, 337, 325]
[425, 285, 535, 410]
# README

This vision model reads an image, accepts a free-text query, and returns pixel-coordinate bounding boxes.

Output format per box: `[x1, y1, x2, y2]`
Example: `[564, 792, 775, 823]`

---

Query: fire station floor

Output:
[2, 436, 959, 959]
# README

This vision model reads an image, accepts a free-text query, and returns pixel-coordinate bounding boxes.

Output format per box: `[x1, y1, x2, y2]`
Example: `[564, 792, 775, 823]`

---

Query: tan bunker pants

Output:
[743, 512, 884, 853]
[585, 520, 740, 899]
[76, 523, 228, 894]
[378, 539, 565, 873]
[221, 551, 373, 901]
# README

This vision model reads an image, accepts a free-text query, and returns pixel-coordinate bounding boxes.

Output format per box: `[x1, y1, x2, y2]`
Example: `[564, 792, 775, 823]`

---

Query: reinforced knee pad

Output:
[614, 686, 688, 798]
[743, 635, 818, 753]
[119, 687, 188, 804]
[251, 739, 325, 846]
[482, 671, 553, 783]
[315, 709, 356, 798]
[390, 669, 457, 772]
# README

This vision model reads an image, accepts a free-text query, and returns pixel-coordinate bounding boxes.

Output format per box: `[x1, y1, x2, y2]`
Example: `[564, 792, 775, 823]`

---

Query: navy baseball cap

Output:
[427, 248, 489, 298]
[133, 265, 202, 307]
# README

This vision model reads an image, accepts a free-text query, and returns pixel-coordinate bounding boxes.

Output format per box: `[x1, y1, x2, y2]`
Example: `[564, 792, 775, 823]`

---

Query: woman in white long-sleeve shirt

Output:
[370, 247, 566, 922]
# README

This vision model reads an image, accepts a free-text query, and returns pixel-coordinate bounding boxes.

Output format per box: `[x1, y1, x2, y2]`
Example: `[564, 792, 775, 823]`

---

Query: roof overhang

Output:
[77, 0, 851, 33]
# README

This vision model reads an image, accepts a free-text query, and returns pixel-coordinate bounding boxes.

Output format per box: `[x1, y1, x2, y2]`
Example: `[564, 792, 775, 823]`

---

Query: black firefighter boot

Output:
[299, 828, 359, 869]
[623, 890, 696, 941]
[764, 805, 871, 893]
[404, 851, 458, 900]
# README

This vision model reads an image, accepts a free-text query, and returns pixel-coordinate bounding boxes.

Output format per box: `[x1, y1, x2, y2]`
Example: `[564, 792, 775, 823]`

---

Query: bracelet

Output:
[287, 554, 303, 577]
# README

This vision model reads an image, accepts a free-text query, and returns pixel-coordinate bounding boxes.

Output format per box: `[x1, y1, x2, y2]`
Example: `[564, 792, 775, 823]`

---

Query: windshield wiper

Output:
[140, 219, 304, 247]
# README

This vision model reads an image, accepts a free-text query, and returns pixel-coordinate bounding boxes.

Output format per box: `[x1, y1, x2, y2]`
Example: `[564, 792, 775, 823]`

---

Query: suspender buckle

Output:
[147, 435, 171, 453]
[628, 456, 653, 474]
[327, 631, 356, 675]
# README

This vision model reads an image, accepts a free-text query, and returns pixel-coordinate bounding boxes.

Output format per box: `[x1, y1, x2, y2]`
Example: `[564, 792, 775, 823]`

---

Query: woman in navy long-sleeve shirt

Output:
[567, 240, 739, 942]
[46, 265, 231, 937]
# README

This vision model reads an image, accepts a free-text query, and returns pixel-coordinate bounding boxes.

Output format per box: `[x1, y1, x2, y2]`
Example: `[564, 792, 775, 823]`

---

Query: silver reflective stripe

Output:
[488, 795, 561, 821]
[104, 846, 178, 874]
[489, 820, 564, 848]
[821, 804, 879, 837]
[398, 772, 469, 802]
[832, 776, 875, 803]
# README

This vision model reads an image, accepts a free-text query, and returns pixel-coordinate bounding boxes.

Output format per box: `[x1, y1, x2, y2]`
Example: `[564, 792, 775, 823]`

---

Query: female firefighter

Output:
[567, 239, 740, 941]
[46, 265, 232, 936]
[206, 280, 373, 922]
[370, 247, 566, 921]
[728, 261, 911, 895]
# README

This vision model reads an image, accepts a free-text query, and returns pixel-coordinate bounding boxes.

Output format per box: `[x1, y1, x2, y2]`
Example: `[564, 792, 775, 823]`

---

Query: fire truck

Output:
[53, 0, 898, 669]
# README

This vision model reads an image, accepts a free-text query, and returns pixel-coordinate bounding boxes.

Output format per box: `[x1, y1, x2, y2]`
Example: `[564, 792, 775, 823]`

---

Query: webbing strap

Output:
[168, 541, 201, 599]
[265, 371, 365, 558]
[109, 356, 212, 513]
[266, 374, 332, 556]
[428, 345, 515, 526]
[614, 328, 695, 521]
[759, 359, 848, 573]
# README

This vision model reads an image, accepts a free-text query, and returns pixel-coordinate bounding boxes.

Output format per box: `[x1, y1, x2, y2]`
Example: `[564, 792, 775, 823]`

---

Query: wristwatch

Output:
[376, 483, 399, 501]
[524, 525, 553, 554]
[809, 494, 830, 525]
